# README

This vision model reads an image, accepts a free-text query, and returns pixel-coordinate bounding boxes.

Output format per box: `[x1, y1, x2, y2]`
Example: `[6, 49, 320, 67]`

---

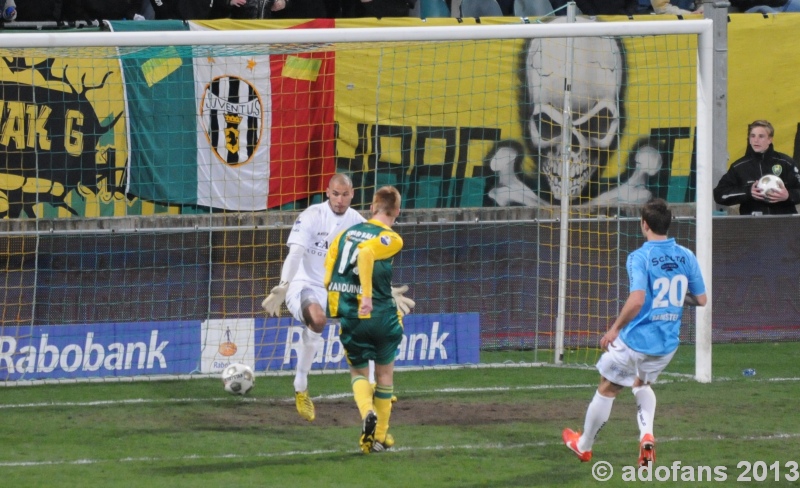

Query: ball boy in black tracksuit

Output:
[714, 120, 800, 215]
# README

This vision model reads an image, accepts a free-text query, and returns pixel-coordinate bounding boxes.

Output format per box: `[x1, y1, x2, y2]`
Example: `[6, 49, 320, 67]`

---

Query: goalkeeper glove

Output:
[262, 282, 289, 316]
[391, 285, 416, 316]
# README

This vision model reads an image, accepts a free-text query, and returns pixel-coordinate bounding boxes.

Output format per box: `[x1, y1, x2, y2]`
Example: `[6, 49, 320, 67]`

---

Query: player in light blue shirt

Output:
[620, 231, 706, 356]
[563, 198, 707, 468]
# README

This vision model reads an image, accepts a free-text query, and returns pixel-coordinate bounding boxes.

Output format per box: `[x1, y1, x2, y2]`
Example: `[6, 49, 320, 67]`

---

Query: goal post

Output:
[695, 20, 714, 384]
[0, 17, 714, 385]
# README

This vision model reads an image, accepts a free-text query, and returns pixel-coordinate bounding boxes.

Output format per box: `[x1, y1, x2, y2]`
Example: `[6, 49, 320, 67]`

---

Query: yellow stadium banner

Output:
[726, 14, 800, 162]
[1, 15, 799, 218]
[0, 47, 127, 218]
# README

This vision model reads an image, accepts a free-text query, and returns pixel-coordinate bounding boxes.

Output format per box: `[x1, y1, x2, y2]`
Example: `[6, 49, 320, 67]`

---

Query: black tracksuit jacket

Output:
[713, 144, 800, 215]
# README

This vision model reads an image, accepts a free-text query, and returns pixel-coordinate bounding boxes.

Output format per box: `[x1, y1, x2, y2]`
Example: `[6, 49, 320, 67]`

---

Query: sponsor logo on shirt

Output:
[328, 282, 363, 294]
[651, 313, 679, 322]
[650, 255, 686, 267]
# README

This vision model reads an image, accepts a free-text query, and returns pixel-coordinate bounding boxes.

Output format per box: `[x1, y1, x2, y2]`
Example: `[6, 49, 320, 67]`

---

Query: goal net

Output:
[0, 16, 713, 385]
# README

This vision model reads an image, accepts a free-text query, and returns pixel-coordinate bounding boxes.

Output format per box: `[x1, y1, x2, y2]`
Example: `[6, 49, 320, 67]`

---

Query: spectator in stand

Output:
[70, 0, 136, 20]
[271, 0, 326, 19]
[227, 0, 258, 18]
[549, 0, 570, 13]
[25, 0, 152, 21]
[649, 0, 702, 14]
[496, 0, 513, 14]
[341, 0, 413, 17]
[14, 0, 66, 21]
[321, 0, 340, 16]
[149, 0, 214, 19]
[449, 0, 519, 16]
[225, 0, 288, 19]
[150, 0, 283, 20]
[729, 0, 800, 12]
[573, 0, 637, 15]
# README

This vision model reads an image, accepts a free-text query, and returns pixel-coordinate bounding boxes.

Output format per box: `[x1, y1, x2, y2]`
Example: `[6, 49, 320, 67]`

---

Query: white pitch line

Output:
[1, 432, 799, 468]
[1, 375, 798, 409]
[0, 397, 234, 409]
[318, 383, 601, 400]
[0, 383, 601, 409]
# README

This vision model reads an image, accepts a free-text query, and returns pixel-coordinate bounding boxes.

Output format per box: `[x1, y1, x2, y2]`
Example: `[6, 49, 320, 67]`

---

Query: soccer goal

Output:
[0, 16, 713, 386]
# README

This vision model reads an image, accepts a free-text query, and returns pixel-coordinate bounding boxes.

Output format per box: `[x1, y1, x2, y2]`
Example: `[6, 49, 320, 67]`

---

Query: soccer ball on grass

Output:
[756, 174, 783, 194]
[221, 363, 255, 395]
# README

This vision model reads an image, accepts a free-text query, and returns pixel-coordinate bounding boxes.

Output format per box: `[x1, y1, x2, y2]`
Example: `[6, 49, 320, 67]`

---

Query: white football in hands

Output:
[757, 174, 783, 194]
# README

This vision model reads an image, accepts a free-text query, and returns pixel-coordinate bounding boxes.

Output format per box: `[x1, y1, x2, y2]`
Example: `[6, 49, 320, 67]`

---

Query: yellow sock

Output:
[374, 384, 393, 441]
[351, 376, 374, 419]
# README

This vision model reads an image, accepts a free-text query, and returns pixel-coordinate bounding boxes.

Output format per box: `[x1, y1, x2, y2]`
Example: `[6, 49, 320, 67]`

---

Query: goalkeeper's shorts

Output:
[285, 282, 326, 324]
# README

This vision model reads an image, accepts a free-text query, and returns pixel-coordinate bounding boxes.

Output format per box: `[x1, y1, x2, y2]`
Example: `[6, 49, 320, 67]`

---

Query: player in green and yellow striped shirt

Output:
[324, 185, 405, 454]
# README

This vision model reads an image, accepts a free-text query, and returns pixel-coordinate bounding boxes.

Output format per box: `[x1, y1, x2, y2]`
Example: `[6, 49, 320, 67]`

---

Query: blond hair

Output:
[748, 120, 774, 138]
[372, 186, 401, 216]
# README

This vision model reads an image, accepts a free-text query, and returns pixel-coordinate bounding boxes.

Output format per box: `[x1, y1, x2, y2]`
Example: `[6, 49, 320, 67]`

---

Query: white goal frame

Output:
[3, 19, 714, 383]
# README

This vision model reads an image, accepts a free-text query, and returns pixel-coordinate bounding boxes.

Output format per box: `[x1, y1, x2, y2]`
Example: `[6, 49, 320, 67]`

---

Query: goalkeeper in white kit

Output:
[262, 174, 415, 421]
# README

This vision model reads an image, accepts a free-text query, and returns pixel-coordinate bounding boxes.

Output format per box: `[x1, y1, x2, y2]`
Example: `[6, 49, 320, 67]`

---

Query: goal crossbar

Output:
[2, 20, 713, 48]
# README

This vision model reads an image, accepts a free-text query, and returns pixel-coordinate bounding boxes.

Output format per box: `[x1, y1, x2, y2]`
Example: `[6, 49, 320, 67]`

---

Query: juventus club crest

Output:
[200, 75, 264, 167]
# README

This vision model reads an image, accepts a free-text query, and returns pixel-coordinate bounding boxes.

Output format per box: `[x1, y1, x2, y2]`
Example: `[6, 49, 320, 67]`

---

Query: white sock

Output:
[578, 390, 615, 452]
[368, 360, 376, 384]
[293, 328, 323, 393]
[633, 385, 656, 440]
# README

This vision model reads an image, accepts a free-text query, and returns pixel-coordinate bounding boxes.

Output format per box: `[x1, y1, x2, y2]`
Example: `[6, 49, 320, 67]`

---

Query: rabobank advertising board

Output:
[0, 321, 197, 381]
[0, 313, 479, 381]
[252, 313, 481, 372]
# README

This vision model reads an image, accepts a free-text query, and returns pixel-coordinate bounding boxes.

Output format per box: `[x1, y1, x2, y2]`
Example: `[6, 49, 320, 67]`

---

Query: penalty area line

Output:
[1, 432, 800, 468]
[3, 375, 799, 409]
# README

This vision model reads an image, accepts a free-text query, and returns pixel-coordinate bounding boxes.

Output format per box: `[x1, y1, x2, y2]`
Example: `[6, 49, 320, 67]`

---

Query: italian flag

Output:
[112, 19, 335, 211]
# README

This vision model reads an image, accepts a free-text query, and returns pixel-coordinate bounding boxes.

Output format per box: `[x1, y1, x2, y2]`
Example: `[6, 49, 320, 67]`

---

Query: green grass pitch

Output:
[0, 342, 798, 487]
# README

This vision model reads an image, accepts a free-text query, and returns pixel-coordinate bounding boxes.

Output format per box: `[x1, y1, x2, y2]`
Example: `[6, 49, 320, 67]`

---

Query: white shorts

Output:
[596, 338, 676, 387]
[285, 281, 328, 324]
